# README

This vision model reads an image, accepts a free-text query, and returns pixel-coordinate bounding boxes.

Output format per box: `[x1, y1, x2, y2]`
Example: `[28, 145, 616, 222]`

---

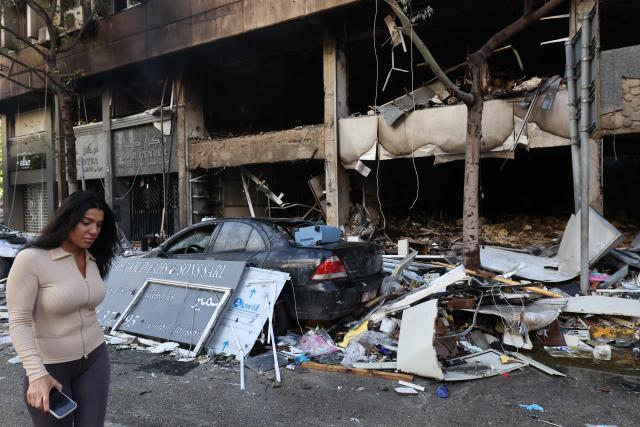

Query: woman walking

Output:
[7, 191, 120, 426]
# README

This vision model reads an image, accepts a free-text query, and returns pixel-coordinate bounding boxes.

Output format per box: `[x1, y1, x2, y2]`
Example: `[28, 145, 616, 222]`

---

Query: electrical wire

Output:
[99, 84, 162, 200]
[436, 291, 484, 339]
[289, 280, 304, 335]
[407, 0, 420, 211]
[373, 0, 387, 231]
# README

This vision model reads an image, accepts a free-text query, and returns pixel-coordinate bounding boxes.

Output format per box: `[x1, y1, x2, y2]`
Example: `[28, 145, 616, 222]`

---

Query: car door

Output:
[207, 221, 269, 267]
[163, 224, 217, 260]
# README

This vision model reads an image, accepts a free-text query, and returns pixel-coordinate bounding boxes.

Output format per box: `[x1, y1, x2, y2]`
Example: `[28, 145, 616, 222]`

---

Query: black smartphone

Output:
[49, 389, 77, 420]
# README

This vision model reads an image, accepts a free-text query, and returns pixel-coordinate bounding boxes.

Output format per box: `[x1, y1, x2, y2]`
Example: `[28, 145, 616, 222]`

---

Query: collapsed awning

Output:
[339, 89, 571, 168]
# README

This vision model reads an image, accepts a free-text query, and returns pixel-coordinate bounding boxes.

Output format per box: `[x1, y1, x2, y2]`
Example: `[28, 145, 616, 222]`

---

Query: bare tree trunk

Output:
[462, 58, 485, 269]
[383, 0, 567, 269]
[58, 92, 78, 193]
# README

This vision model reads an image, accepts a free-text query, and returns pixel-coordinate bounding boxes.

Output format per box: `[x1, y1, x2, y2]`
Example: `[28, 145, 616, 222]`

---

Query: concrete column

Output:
[176, 74, 205, 228]
[102, 90, 113, 208]
[323, 32, 351, 226]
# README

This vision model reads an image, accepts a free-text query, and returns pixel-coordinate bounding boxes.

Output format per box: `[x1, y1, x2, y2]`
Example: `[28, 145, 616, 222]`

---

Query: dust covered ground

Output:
[0, 344, 639, 427]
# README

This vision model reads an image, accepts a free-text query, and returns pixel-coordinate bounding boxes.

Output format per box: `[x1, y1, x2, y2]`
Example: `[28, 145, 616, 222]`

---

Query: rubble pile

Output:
[364, 213, 569, 257]
[270, 212, 640, 391]
[273, 259, 639, 388]
[481, 216, 566, 249]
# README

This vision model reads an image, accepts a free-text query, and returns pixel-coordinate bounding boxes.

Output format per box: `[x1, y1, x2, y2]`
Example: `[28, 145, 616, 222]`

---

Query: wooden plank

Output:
[352, 362, 398, 370]
[301, 362, 414, 382]
[432, 262, 563, 298]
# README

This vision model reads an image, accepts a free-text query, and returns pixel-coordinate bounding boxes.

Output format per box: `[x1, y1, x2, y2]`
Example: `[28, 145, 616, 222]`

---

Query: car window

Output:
[165, 225, 216, 255]
[245, 229, 266, 252]
[212, 222, 253, 252]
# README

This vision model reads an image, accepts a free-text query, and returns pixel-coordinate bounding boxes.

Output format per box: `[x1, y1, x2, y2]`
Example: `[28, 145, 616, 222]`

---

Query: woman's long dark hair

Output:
[24, 191, 120, 278]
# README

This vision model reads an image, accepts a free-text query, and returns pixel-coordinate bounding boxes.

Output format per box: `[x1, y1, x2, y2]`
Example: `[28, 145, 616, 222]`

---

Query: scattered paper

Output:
[394, 386, 419, 395]
[149, 342, 180, 354]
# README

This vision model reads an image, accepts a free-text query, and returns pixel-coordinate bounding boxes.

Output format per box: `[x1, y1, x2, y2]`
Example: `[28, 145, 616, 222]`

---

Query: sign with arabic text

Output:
[76, 132, 108, 179]
[113, 124, 178, 177]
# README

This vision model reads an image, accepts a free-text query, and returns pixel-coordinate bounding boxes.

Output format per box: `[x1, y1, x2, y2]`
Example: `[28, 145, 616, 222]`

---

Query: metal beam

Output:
[579, 12, 592, 296]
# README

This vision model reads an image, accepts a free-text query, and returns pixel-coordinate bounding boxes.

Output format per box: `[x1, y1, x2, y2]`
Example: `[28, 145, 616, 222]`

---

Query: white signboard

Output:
[206, 268, 290, 358]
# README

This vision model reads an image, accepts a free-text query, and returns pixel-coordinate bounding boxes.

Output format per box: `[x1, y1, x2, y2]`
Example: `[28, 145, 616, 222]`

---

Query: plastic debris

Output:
[339, 321, 369, 348]
[436, 385, 449, 398]
[149, 342, 180, 354]
[299, 329, 341, 357]
[518, 404, 545, 413]
[294, 355, 311, 364]
[593, 344, 612, 361]
[394, 386, 419, 395]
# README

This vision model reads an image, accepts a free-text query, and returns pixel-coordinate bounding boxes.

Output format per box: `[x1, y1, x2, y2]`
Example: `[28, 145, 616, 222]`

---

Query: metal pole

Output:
[579, 13, 592, 295]
[565, 41, 581, 213]
[80, 157, 86, 190]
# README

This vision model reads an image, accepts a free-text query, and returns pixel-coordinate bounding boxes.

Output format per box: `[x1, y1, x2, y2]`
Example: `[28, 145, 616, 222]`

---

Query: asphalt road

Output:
[1, 343, 639, 427]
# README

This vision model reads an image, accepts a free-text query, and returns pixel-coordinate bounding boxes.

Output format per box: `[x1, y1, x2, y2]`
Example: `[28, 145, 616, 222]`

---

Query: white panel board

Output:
[562, 296, 640, 317]
[480, 208, 622, 282]
[397, 299, 444, 380]
[206, 268, 290, 358]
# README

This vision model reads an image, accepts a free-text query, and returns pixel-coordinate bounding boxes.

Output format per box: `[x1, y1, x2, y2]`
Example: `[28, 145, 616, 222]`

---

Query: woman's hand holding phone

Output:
[26, 374, 63, 413]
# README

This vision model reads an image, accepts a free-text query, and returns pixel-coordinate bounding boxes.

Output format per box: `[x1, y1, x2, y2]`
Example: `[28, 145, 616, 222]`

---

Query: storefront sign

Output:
[76, 131, 108, 179]
[8, 152, 46, 171]
[97, 258, 246, 328]
[113, 124, 178, 177]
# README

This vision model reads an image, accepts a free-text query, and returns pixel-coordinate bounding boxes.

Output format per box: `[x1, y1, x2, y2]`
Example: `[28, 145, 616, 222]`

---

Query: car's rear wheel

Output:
[272, 300, 291, 337]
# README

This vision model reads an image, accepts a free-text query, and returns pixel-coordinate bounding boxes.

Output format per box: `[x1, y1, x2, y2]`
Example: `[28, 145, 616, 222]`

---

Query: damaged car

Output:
[144, 218, 384, 332]
[0, 224, 30, 279]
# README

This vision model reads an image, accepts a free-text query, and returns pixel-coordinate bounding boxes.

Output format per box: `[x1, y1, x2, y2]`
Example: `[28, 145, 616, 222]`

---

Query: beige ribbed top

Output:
[7, 247, 106, 382]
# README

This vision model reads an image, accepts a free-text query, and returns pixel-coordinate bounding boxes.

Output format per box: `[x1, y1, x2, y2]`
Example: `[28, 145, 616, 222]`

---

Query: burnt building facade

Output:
[1, 0, 639, 238]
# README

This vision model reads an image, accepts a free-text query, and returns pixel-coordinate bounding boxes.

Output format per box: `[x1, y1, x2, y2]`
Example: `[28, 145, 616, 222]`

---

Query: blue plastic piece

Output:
[294, 225, 341, 246]
[436, 385, 449, 398]
[294, 355, 311, 364]
[518, 404, 544, 413]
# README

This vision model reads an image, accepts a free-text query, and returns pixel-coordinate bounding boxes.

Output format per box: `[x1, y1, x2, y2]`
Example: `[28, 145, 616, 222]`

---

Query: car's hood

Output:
[0, 232, 32, 258]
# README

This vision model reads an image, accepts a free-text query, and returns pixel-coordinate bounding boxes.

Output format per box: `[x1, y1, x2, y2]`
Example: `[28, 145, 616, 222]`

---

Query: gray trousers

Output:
[23, 343, 110, 427]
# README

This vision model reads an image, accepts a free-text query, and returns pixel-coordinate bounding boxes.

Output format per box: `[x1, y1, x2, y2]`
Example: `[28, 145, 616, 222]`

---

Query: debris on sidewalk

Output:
[78, 206, 640, 394]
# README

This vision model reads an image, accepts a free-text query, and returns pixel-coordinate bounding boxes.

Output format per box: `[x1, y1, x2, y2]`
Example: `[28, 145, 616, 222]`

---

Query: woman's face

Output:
[67, 208, 105, 249]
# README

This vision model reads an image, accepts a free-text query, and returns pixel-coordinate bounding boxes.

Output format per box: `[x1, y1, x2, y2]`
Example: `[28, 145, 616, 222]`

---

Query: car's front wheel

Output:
[0, 258, 12, 281]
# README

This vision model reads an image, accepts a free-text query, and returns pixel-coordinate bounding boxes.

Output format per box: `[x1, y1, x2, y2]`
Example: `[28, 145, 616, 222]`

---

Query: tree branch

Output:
[0, 70, 36, 90]
[478, 0, 567, 61]
[523, 0, 534, 16]
[26, 0, 61, 59]
[384, 0, 473, 105]
[0, 23, 48, 59]
[26, 0, 55, 29]
[58, 15, 96, 54]
[0, 54, 69, 94]
[0, 51, 48, 80]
